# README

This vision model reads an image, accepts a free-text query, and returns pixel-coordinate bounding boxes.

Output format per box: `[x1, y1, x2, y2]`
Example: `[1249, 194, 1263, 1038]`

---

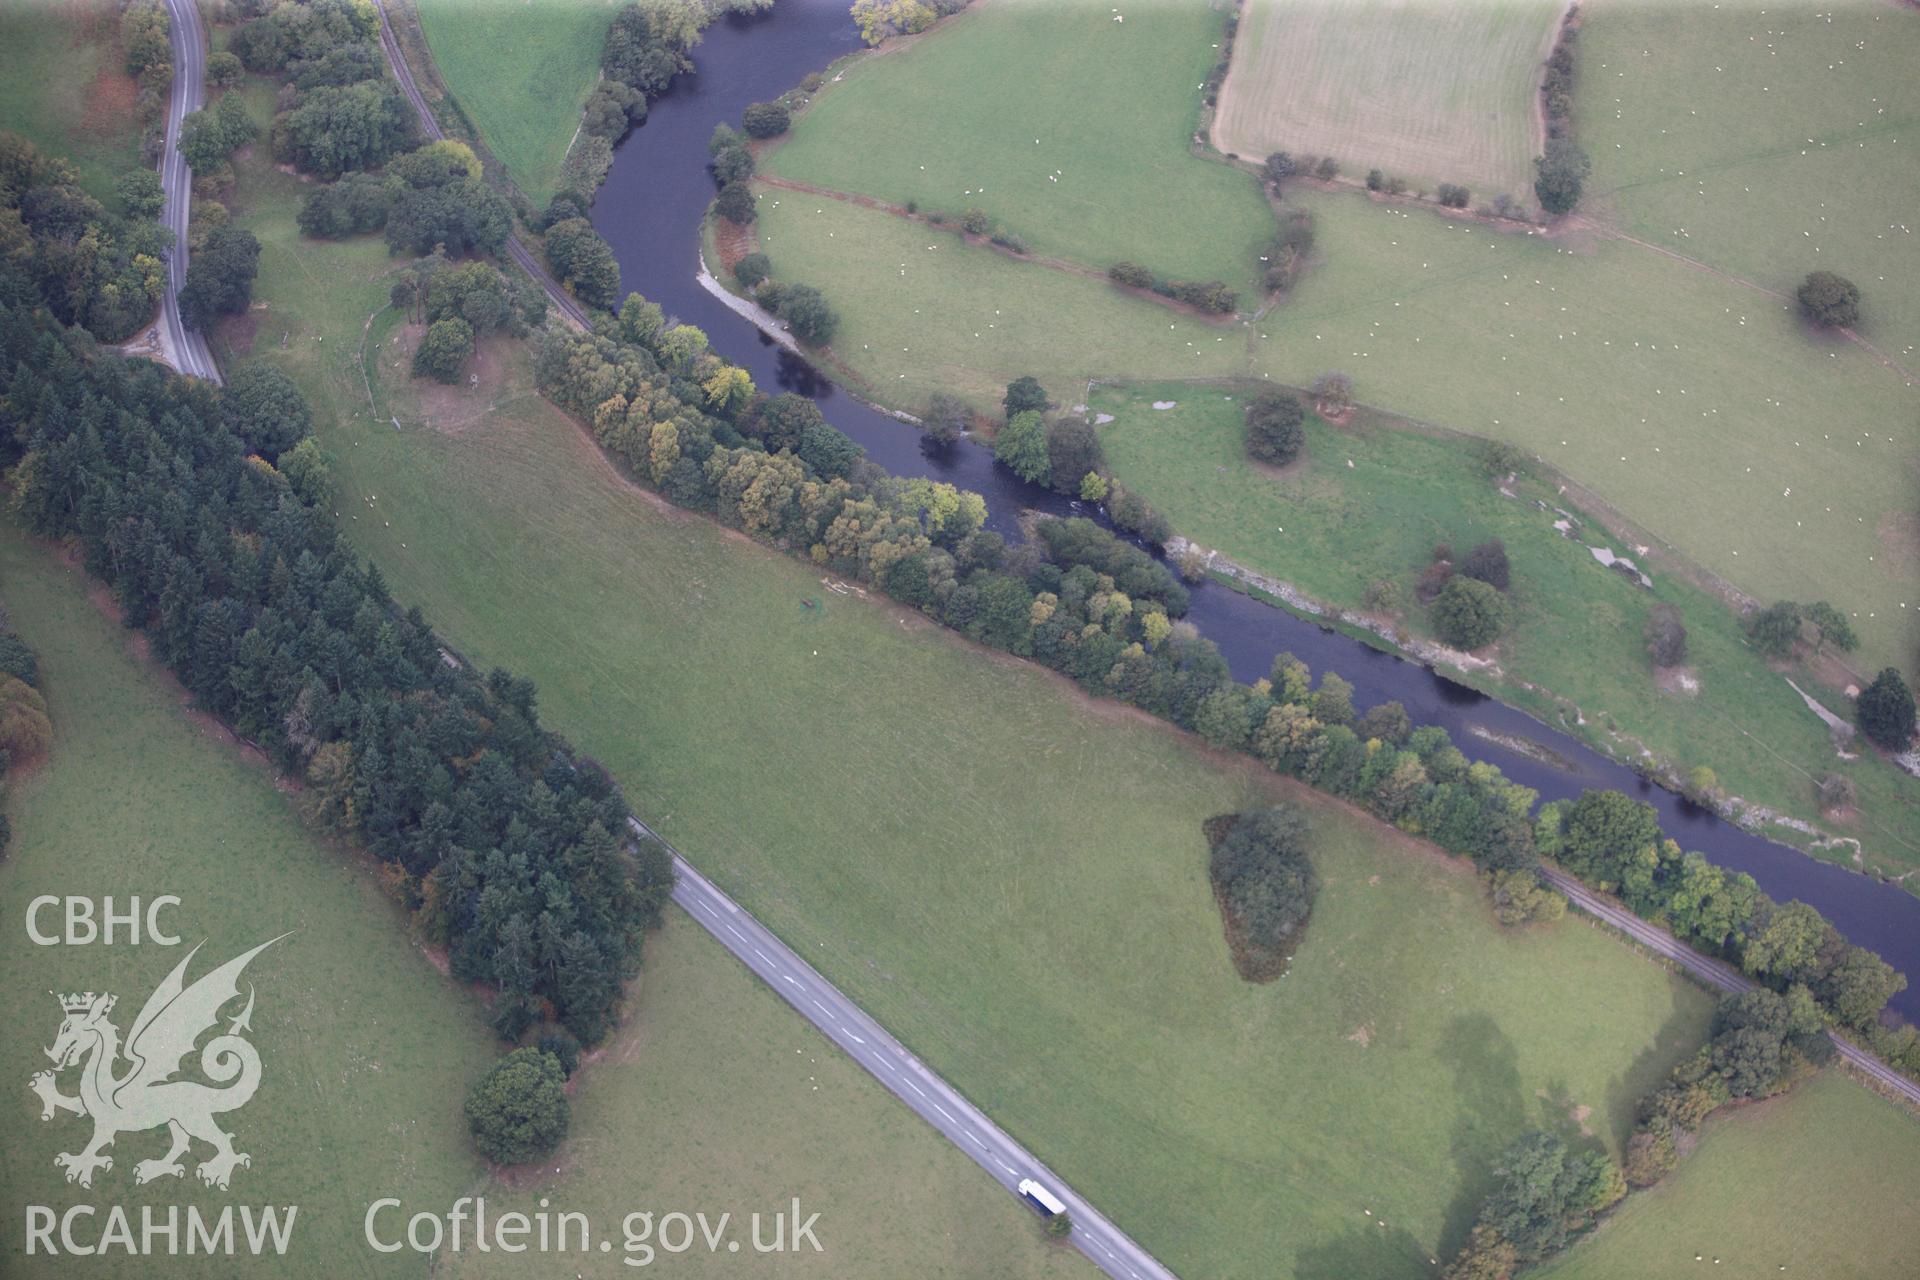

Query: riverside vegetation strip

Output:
[745, 0, 1920, 679]
[745, 183, 1917, 680]
[732, 0, 1917, 873]
[0, 17, 1095, 1262]
[309, 320, 1721, 1279]
[1091, 384, 1920, 876]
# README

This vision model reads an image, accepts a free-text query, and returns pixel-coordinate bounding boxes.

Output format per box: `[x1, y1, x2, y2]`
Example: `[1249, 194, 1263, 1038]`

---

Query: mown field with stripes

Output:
[1212, 0, 1563, 199]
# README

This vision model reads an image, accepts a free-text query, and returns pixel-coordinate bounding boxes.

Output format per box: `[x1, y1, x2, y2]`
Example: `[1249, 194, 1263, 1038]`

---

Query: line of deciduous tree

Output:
[1533, 11, 1590, 215]
[1444, 979, 1844, 1279]
[535, 296, 1916, 1088]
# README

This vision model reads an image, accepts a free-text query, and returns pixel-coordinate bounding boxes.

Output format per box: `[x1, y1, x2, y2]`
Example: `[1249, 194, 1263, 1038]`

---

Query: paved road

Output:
[368, 0, 591, 330]
[1540, 866, 1920, 1107]
[633, 818, 1177, 1280]
[158, 0, 220, 382]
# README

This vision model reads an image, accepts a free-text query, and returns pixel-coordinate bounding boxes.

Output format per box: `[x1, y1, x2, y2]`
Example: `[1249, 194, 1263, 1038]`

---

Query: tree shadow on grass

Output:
[1293, 1220, 1432, 1280]
[1601, 986, 1712, 1151]
[1435, 1012, 1525, 1261]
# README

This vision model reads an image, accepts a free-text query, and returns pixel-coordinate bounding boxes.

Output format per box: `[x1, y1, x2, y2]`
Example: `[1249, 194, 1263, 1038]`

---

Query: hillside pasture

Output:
[1248, 189, 1918, 678]
[1213, 0, 1562, 200]
[0, 526, 1081, 1280]
[1533, 1073, 1920, 1280]
[0, 0, 145, 205]
[0, 134, 1102, 1280]
[215, 110, 1897, 1280]
[746, 184, 1919, 678]
[448, 913, 1095, 1280]
[294, 299, 1722, 1278]
[413, 0, 617, 203]
[1576, 0, 1920, 363]
[752, 185, 1245, 408]
[763, 0, 1274, 292]
[1092, 384, 1920, 875]
[0, 528, 495, 1276]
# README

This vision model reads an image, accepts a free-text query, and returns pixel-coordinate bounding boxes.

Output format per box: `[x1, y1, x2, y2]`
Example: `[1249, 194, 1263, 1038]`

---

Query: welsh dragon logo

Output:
[28, 936, 286, 1190]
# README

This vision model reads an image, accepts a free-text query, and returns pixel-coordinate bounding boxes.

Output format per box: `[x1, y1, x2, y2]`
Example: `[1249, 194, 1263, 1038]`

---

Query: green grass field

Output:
[1577, 0, 1920, 364]
[0, 525, 1082, 1279]
[752, 184, 1244, 404]
[1213, 0, 1560, 199]
[747, 184, 1918, 684]
[308, 371, 1723, 1278]
[1534, 1073, 1920, 1280]
[0, 0, 145, 206]
[217, 153, 1730, 1269]
[0, 527, 495, 1275]
[413, 0, 616, 203]
[1092, 383, 1920, 875]
[186, 67, 1920, 1276]
[763, 0, 1274, 292]
[447, 912, 1093, 1280]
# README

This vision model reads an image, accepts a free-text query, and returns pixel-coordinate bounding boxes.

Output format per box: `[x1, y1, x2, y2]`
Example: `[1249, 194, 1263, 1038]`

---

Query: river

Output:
[589, 0, 1920, 1019]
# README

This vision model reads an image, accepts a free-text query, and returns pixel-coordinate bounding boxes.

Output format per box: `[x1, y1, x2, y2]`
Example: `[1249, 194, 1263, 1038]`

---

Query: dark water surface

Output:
[591, 0, 1920, 1018]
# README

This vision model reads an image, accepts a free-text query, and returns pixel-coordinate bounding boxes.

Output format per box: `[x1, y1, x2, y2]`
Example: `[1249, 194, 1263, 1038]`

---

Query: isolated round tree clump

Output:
[740, 100, 790, 139]
[1244, 389, 1305, 465]
[994, 409, 1051, 486]
[1431, 574, 1510, 650]
[465, 1048, 570, 1166]
[1796, 271, 1860, 329]
[733, 252, 771, 288]
[1002, 375, 1048, 418]
[1856, 667, 1916, 751]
